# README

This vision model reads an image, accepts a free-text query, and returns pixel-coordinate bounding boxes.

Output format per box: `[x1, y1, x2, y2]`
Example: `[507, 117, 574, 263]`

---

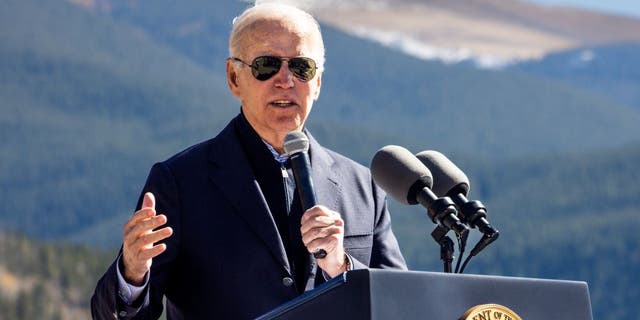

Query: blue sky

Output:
[526, 0, 640, 18]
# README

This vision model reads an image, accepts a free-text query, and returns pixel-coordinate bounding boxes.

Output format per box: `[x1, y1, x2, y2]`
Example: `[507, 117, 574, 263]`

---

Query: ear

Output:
[226, 59, 242, 98]
[312, 72, 322, 101]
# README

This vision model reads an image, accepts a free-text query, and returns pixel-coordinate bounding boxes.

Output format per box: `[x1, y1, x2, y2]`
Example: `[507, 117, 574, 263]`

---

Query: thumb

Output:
[142, 192, 156, 210]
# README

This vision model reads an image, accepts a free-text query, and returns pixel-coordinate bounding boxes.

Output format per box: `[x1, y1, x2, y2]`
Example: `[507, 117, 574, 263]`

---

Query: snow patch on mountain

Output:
[349, 27, 515, 69]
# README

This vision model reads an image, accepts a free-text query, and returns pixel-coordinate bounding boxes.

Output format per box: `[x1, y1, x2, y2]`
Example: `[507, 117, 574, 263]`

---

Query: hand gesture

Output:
[121, 192, 173, 285]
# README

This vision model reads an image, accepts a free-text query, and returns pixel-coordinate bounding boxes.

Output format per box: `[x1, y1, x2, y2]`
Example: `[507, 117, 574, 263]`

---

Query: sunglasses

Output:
[230, 56, 317, 82]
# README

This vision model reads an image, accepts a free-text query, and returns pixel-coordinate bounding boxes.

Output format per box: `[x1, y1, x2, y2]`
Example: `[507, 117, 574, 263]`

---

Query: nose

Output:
[273, 61, 295, 88]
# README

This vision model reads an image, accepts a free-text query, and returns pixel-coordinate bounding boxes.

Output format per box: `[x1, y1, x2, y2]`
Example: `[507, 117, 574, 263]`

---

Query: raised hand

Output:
[121, 192, 173, 285]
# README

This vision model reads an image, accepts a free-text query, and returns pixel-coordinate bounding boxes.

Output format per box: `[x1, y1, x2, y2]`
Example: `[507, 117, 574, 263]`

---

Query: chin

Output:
[273, 116, 304, 132]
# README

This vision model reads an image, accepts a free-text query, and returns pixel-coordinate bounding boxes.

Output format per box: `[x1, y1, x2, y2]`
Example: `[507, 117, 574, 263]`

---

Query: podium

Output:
[257, 269, 592, 320]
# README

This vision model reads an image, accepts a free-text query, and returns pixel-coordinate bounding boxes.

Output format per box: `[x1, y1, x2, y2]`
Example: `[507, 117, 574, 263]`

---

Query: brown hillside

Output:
[310, 0, 640, 61]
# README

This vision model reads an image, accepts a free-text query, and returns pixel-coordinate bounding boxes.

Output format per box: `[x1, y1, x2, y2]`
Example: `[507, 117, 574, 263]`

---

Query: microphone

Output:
[415, 150, 499, 256]
[370, 145, 469, 239]
[283, 130, 326, 259]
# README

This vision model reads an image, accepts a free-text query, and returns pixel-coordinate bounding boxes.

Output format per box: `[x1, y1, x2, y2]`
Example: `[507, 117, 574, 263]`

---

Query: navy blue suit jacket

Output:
[91, 115, 407, 319]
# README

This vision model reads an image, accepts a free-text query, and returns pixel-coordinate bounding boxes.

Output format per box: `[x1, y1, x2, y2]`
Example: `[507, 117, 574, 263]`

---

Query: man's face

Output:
[226, 19, 322, 146]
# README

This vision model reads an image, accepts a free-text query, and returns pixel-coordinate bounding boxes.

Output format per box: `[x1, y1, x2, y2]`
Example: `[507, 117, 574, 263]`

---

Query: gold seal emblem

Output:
[460, 304, 522, 320]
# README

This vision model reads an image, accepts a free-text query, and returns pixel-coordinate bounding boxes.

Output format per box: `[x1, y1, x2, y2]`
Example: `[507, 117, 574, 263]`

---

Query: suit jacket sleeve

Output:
[91, 162, 180, 320]
[321, 148, 407, 272]
[349, 181, 407, 271]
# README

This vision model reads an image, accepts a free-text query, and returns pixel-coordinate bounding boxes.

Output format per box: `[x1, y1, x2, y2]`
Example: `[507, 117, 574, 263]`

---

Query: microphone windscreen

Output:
[283, 130, 309, 155]
[371, 145, 433, 205]
[415, 150, 470, 197]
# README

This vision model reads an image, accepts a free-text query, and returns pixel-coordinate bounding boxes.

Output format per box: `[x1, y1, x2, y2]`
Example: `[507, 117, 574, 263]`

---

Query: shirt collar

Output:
[263, 140, 289, 164]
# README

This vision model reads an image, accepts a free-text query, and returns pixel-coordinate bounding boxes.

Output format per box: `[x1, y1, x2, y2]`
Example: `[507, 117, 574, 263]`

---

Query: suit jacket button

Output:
[118, 310, 128, 318]
[282, 277, 294, 287]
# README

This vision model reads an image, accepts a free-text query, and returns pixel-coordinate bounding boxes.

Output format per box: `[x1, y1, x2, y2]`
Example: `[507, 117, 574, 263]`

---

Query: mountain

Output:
[0, 0, 239, 239]
[510, 43, 640, 110]
[0, 0, 640, 241]
[1, 0, 639, 319]
[315, 28, 640, 159]
[86, 0, 640, 159]
[309, 0, 640, 67]
[4, 0, 639, 241]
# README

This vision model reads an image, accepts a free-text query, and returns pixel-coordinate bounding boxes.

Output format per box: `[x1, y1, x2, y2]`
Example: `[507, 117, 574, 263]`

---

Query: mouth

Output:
[270, 100, 297, 108]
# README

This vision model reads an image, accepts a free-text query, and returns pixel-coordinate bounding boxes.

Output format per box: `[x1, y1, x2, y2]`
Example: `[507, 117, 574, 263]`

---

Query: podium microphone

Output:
[415, 150, 499, 258]
[284, 131, 326, 259]
[370, 145, 469, 239]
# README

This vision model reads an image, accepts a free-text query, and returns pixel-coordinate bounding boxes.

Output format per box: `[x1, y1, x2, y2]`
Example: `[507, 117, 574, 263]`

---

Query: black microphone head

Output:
[415, 150, 469, 197]
[283, 130, 309, 155]
[371, 145, 433, 205]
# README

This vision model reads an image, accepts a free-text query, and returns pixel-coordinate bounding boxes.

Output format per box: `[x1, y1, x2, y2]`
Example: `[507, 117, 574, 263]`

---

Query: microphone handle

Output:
[290, 153, 318, 210]
[290, 152, 326, 259]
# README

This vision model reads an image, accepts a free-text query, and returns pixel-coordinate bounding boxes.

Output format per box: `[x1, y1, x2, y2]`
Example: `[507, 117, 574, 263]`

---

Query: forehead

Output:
[239, 19, 320, 58]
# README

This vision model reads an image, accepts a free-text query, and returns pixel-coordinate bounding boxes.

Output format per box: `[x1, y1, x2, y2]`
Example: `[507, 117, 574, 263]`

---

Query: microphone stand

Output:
[451, 195, 499, 273]
[416, 194, 468, 273]
[431, 225, 454, 273]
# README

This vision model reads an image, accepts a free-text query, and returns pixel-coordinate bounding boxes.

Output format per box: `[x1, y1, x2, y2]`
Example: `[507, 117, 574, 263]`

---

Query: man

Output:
[91, 3, 406, 319]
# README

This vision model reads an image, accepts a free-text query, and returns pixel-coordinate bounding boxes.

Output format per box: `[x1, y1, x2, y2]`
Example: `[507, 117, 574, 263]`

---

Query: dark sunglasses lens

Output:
[252, 56, 282, 81]
[250, 56, 316, 81]
[289, 57, 316, 82]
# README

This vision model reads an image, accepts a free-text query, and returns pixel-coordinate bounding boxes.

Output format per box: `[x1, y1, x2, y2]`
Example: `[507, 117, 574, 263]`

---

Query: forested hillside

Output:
[0, 0, 238, 239]
[4, 0, 640, 241]
[389, 143, 640, 320]
[511, 43, 640, 110]
[103, 0, 640, 158]
[1, 0, 639, 319]
[0, 231, 112, 319]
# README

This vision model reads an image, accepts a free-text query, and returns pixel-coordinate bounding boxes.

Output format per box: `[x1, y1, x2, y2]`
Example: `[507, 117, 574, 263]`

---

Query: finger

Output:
[300, 206, 340, 226]
[136, 227, 173, 248]
[301, 223, 336, 244]
[306, 232, 341, 254]
[300, 215, 337, 233]
[124, 196, 159, 233]
[302, 224, 343, 246]
[300, 205, 329, 225]
[142, 192, 156, 210]
[124, 214, 169, 244]
[123, 208, 156, 234]
[123, 228, 170, 267]
[301, 212, 344, 234]
[138, 243, 167, 260]
[302, 225, 343, 246]
[126, 214, 168, 242]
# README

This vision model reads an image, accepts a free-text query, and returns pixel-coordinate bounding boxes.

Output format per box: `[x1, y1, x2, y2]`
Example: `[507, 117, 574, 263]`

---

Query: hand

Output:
[121, 192, 173, 285]
[300, 205, 347, 278]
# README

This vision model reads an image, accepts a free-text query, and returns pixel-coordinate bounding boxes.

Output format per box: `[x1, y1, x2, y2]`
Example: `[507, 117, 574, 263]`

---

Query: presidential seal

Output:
[460, 304, 522, 320]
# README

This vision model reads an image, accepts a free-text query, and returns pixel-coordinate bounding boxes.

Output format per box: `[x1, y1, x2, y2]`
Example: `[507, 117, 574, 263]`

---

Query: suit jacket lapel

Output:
[207, 122, 291, 275]
[308, 132, 341, 213]
[304, 132, 342, 289]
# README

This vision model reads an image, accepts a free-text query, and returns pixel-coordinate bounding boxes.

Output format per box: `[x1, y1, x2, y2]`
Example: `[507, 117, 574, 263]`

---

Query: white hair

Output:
[229, 2, 325, 70]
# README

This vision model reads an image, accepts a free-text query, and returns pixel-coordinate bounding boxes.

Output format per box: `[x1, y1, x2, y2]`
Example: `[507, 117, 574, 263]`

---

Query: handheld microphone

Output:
[415, 150, 499, 256]
[370, 145, 469, 239]
[283, 131, 326, 259]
